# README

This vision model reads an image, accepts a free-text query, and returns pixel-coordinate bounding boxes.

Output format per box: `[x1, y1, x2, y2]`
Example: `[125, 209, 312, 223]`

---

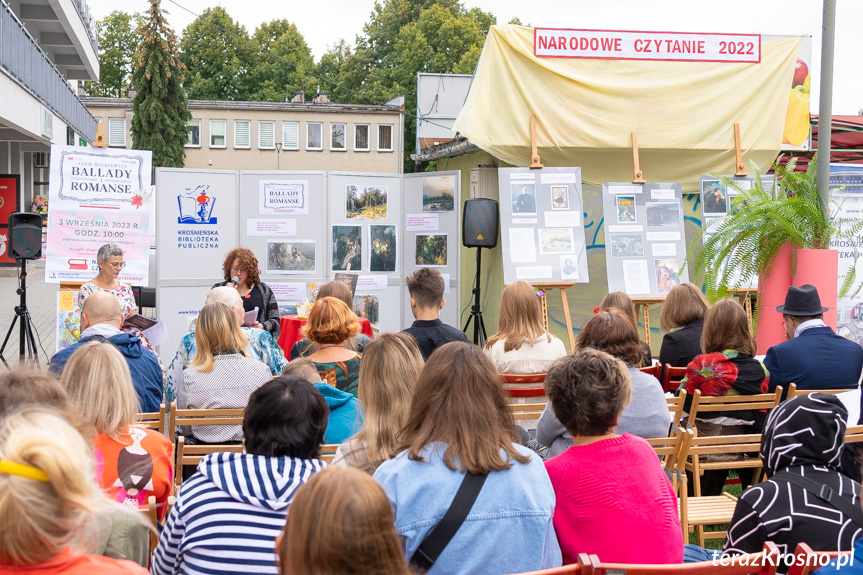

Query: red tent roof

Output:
[776, 115, 863, 169]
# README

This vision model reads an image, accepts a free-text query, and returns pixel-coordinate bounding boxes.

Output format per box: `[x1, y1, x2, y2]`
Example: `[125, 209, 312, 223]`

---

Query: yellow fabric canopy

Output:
[453, 26, 802, 189]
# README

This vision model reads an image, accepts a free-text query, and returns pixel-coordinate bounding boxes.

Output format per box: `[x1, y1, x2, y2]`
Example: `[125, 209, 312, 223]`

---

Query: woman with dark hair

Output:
[214, 247, 280, 337]
[152, 376, 329, 575]
[277, 466, 411, 575]
[544, 349, 683, 564]
[658, 282, 710, 369]
[598, 291, 651, 367]
[536, 310, 670, 458]
[373, 341, 561, 575]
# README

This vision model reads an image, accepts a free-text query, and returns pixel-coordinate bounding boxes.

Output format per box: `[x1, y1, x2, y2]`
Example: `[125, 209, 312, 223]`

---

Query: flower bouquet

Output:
[30, 196, 48, 214]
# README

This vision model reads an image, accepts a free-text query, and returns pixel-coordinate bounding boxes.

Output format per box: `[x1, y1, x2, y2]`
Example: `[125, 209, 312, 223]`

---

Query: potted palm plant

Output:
[689, 156, 863, 349]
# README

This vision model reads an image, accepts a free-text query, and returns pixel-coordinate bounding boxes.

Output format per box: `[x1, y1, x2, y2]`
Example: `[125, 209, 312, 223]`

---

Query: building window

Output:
[307, 122, 322, 150]
[355, 124, 370, 151]
[282, 122, 299, 150]
[259, 121, 275, 149]
[378, 124, 393, 151]
[330, 123, 347, 151]
[108, 118, 125, 147]
[234, 120, 250, 149]
[186, 120, 201, 147]
[209, 120, 226, 148]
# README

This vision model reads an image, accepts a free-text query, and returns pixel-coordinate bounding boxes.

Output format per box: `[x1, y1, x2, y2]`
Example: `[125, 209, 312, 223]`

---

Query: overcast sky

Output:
[83, 0, 863, 114]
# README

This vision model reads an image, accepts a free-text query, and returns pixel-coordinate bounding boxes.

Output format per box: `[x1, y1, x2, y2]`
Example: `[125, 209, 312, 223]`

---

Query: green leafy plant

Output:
[689, 156, 863, 306]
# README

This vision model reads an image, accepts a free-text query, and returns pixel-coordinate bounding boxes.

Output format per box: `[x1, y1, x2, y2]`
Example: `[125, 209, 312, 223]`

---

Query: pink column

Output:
[754, 242, 793, 352]
[792, 249, 839, 329]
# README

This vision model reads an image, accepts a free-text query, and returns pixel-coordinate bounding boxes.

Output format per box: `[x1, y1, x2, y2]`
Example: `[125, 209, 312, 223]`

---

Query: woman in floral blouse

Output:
[681, 298, 769, 495]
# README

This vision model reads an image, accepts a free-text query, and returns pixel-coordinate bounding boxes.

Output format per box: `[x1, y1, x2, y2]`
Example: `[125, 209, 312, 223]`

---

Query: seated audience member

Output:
[723, 394, 862, 571]
[278, 466, 411, 575]
[0, 370, 149, 567]
[165, 286, 286, 403]
[333, 333, 423, 473]
[402, 267, 467, 360]
[765, 284, 863, 392]
[681, 298, 769, 495]
[598, 291, 651, 367]
[373, 342, 561, 575]
[213, 247, 280, 337]
[291, 281, 371, 360]
[49, 291, 162, 413]
[658, 282, 710, 371]
[60, 341, 174, 520]
[303, 297, 363, 397]
[152, 377, 328, 575]
[544, 349, 683, 564]
[484, 280, 567, 373]
[536, 311, 670, 457]
[0, 409, 149, 574]
[179, 302, 272, 443]
[282, 358, 362, 444]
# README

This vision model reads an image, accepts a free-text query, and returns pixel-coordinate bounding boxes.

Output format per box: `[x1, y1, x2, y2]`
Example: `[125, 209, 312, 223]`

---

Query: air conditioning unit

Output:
[33, 152, 48, 168]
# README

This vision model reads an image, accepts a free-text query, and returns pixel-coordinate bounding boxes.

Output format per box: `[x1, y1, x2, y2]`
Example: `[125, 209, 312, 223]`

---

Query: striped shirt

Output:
[151, 452, 326, 575]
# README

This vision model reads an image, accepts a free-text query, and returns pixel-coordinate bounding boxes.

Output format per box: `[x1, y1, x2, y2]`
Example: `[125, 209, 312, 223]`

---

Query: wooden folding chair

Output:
[639, 364, 661, 379]
[144, 494, 175, 556]
[509, 402, 546, 421]
[845, 424, 863, 446]
[136, 403, 166, 434]
[321, 444, 339, 463]
[786, 383, 856, 399]
[501, 373, 547, 398]
[786, 542, 844, 575]
[645, 425, 689, 474]
[168, 403, 246, 444]
[661, 364, 688, 393]
[679, 430, 763, 547]
[667, 389, 687, 429]
[587, 541, 780, 574]
[174, 435, 244, 491]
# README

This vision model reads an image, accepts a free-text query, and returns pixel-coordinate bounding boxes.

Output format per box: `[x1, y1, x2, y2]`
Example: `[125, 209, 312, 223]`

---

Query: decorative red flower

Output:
[684, 353, 740, 397]
[131, 194, 143, 209]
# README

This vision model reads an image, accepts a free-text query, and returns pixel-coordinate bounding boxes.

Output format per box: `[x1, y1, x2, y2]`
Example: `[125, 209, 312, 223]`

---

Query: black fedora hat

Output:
[776, 284, 828, 316]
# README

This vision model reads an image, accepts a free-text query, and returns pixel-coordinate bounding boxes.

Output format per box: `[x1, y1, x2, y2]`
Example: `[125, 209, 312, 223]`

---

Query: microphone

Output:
[231, 275, 239, 286]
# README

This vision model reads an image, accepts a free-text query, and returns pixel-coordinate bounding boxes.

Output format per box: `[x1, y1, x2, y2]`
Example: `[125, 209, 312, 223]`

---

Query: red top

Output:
[0, 549, 148, 574]
[276, 314, 373, 354]
[545, 434, 683, 565]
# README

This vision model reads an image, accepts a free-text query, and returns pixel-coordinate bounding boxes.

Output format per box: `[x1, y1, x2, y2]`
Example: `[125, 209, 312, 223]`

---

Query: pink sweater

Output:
[545, 433, 683, 565]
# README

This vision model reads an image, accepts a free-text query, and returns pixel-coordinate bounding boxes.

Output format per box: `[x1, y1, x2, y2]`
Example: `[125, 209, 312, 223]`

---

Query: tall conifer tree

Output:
[131, 0, 191, 167]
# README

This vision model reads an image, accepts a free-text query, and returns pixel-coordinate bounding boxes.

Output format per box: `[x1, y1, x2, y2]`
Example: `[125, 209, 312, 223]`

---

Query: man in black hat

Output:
[765, 284, 863, 392]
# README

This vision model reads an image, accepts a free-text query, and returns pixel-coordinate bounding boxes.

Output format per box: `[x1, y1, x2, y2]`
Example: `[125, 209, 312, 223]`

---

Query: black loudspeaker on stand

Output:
[462, 199, 499, 346]
[0, 212, 43, 368]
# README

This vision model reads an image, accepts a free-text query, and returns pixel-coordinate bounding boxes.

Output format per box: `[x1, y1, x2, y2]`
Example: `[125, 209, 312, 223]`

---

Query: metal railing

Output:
[0, 2, 97, 141]
[70, 0, 99, 53]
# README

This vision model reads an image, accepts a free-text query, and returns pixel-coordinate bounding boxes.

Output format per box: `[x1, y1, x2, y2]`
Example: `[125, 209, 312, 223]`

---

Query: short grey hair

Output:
[97, 243, 124, 263]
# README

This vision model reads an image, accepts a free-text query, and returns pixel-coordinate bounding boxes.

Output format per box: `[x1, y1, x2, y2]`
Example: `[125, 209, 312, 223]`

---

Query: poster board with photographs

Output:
[602, 182, 689, 296]
[498, 167, 588, 285]
[401, 171, 461, 330]
[239, 171, 326, 284]
[327, 172, 403, 335]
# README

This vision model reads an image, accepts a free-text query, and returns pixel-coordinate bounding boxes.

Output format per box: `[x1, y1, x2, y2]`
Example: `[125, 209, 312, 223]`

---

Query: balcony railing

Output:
[70, 0, 99, 54]
[0, 2, 97, 141]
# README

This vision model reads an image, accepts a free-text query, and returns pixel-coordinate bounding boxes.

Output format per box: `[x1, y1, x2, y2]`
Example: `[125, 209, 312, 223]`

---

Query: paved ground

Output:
[0, 261, 58, 370]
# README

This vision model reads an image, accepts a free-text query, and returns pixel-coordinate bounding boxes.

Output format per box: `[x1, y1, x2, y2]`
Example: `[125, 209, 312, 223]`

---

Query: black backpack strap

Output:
[409, 471, 488, 571]
[772, 470, 863, 529]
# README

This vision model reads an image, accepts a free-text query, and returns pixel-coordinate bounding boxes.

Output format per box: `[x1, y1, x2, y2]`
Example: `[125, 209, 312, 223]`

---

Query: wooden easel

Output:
[733, 123, 748, 176]
[730, 287, 757, 334]
[630, 296, 665, 349]
[631, 131, 646, 183]
[530, 282, 576, 352]
[529, 115, 543, 168]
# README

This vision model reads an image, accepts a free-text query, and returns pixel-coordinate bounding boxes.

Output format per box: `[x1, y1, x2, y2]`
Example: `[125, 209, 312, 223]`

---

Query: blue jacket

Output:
[373, 443, 561, 575]
[49, 333, 163, 413]
[765, 326, 863, 392]
[313, 382, 362, 444]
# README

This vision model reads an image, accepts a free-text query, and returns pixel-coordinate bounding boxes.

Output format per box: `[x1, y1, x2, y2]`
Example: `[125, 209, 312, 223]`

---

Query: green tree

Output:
[340, 0, 494, 170]
[87, 11, 141, 97]
[131, 0, 191, 168]
[179, 7, 256, 100]
[314, 40, 352, 102]
[248, 19, 316, 101]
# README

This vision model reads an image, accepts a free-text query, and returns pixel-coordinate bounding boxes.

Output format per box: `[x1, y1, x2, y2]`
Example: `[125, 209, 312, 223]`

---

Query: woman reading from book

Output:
[214, 247, 280, 338]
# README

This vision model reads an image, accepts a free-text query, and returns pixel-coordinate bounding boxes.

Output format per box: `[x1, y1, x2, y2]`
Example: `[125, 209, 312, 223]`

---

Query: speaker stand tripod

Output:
[462, 247, 487, 347]
[0, 259, 40, 369]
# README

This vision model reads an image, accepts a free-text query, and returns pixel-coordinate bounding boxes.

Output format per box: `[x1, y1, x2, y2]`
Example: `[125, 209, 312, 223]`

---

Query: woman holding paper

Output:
[214, 247, 280, 338]
[78, 243, 156, 354]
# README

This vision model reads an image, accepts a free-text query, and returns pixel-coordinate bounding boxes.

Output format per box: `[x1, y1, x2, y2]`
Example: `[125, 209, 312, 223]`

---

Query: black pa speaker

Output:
[462, 198, 499, 248]
[8, 212, 43, 260]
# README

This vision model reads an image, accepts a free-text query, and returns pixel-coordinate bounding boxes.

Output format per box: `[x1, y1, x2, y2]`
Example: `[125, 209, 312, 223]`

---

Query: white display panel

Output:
[155, 285, 211, 362]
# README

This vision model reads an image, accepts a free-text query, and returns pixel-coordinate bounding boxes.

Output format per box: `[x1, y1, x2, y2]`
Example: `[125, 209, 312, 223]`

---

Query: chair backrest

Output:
[320, 444, 339, 463]
[661, 364, 688, 393]
[786, 542, 844, 575]
[509, 402, 546, 421]
[589, 541, 780, 574]
[645, 427, 690, 474]
[500, 372, 547, 399]
[135, 403, 166, 434]
[174, 435, 244, 491]
[845, 424, 863, 446]
[506, 386, 547, 398]
[685, 431, 763, 464]
[168, 403, 246, 443]
[639, 364, 661, 379]
[787, 382, 856, 399]
[500, 373, 547, 384]
[688, 388, 783, 423]
[666, 389, 687, 427]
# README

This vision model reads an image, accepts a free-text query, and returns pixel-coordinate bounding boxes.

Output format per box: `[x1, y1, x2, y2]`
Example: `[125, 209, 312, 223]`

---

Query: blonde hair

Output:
[60, 340, 138, 438]
[192, 302, 249, 373]
[0, 409, 104, 565]
[355, 333, 423, 464]
[485, 281, 551, 352]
